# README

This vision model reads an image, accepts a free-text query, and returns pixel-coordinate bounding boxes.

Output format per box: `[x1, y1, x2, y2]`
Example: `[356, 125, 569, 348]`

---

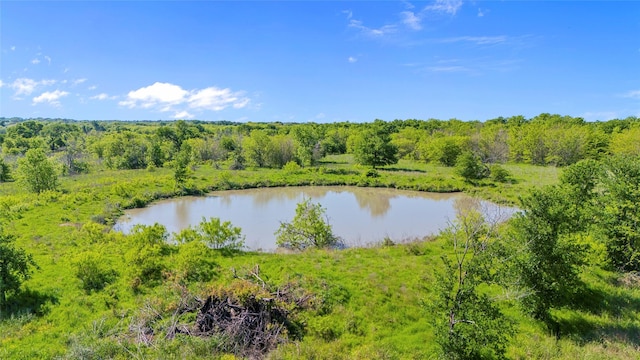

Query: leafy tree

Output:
[597, 156, 640, 271]
[125, 224, 171, 288]
[455, 152, 489, 182]
[17, 148, 59, 193]
[275, 198, 340, 250]
[512, 185, 586, 323]
[0, 232, 37, 309]
[173, 144, 192, 189]
[0, 158, 11, 182]
[434, 199, 512, 359]
[421, 136, 468, 166]
[175, 217, 245, 251]
[243, 130, 271, 167]
[350, 121, 398, 168]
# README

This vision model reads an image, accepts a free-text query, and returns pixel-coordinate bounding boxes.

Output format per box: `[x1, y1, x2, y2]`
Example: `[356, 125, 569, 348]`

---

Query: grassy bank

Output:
[2, 160, 638, 359]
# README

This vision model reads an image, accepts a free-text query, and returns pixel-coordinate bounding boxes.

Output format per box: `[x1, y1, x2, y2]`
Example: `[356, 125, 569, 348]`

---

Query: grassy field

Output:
[1, 159, 638, 359]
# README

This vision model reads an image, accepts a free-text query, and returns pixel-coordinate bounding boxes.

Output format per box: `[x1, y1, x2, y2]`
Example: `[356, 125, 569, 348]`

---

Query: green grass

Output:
[3, 159, 638, 359]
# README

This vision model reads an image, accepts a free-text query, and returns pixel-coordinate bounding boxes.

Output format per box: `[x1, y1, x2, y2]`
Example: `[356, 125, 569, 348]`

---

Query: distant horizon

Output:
[2, 1, 639, 122]
[1, 112, 638, 124]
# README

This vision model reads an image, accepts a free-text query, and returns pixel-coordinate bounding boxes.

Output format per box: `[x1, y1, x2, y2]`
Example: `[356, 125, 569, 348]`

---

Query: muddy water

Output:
[114, 186, 515, 251]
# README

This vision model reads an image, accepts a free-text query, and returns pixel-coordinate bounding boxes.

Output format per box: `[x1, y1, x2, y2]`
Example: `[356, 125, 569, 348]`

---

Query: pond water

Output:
[113, 186, 515, 251]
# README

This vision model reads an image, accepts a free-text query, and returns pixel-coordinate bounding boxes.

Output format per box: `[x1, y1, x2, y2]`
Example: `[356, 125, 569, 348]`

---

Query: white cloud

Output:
[174, 110, 194, 119]
[348, 56, 358, 63]
[120, 82, 249, 114]
[425, 0, 463, 15]
[44, 56, 52, 65]
[477, 8, 486, 17]
[11, 46, 16, 51]
[32, 90, 69, 106]
[90, 93, 111, 100]
[316, 113, 326, 119]
[0, 80, 3, 88]
[9, 78, 55, 96]
[401, 11, 422, 30]
[624, 90, 640, 99]
[342, 10, 353, 20]
[31, 58, 41, 65]
[119, 82, 189, 109]
[349, 19, 397, 37]
[439, 36, 508, 45]
[428, 65, 470, 73]
[72, 78, 87, 86]
[88, 85, 97, 90]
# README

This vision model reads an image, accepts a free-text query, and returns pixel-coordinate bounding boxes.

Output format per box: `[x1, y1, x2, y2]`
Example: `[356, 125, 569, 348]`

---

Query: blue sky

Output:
[1, 1, 639, 122]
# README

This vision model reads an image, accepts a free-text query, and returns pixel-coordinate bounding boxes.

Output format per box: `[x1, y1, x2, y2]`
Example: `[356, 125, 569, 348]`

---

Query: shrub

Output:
[74, 252, 117, 293]
[275, 198, 340, 250]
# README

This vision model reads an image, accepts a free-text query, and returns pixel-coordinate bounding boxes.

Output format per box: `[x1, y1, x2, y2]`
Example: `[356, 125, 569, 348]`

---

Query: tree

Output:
[0, 232, 37, 310]
[275, 198, 340, 250]
[597, 156, 640, 271]
[512, 185, 586, 324]
[173, 144, 192, 190]
[174, 217, 245, 251]
[351, 121, 398, 168]
[433, 199, 513, 359]
[0, 158, 12, 182]
[17, 148, 59, 193]
[455, 152, 489, 182]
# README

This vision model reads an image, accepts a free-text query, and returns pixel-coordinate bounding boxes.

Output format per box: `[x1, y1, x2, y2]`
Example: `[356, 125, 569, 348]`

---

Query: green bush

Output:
[74, 252, 117, 293]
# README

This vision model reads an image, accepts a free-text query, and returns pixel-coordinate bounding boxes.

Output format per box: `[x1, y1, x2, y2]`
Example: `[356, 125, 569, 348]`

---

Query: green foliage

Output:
[282, 160, 302, 173]
[350, 121, 398, 168]
[173, 241, 218, 282]
[597, 156, 640, 271]
[73, 251, 117, 293]
[275, 198, 340, 250]
[488, 164, 512, 183]
[422, 136, 468, 166]
[125, 224, 171, 287]
[455, 152, 489, 182]
[0, 232, 37, 309]
[17, 148, 59, 193]
[0, 158, 12, 182]
[175, 217, 245, 251]
[173, 144, 192, 189]
[512, 185, 587, 323]
[433, 200, 512, 359]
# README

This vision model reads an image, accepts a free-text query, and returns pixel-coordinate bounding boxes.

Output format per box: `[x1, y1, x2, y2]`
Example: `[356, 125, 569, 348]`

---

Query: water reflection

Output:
[114, 186, 516, 251]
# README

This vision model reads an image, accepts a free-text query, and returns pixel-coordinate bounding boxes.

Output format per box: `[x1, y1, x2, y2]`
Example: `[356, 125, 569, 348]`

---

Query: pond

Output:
[113, 186, 516, 251]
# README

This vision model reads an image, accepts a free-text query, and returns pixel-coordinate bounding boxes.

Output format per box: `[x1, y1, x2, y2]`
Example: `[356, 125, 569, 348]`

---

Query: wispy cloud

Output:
[439, 36, 508, 45]
[428, 65, 471, 73]
[425, 0, 463, 15]
[31, 58, 40, 65]
[90, 93, 115, 101]
[44, 55, 51, 65]
[342, 10, 353, 20]
[623, 90, 640, 99]
[348, 56, 358, 63]
[32, 90, 69, 106]
[72, 78, 87, 86]
[349, 19, 397, 37]
[10, 46, 16, 51]
[119, 82, 250, 114]
[401, 11, 422, 30]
